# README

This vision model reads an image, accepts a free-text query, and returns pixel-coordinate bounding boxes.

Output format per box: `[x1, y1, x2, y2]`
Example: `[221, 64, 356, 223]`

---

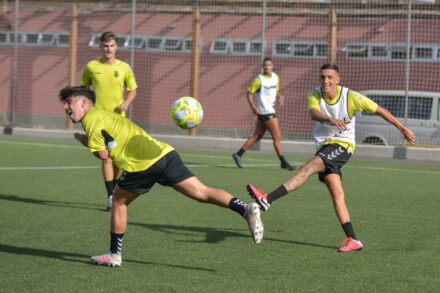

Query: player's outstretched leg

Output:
[245, 203, 264, 244]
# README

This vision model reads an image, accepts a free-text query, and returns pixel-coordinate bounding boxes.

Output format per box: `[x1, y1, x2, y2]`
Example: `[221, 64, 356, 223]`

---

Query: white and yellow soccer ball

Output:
[170, 96, 203, 129]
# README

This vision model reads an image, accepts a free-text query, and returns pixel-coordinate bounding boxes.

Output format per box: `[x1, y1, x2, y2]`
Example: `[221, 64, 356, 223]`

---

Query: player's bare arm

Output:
[375, 106, 416, 144]
[74, 132, 88, 146]
[118, 88, 137, 112]
[246, 92, 260, 115]
[277, 93, 285, 107]
[309, 108, 347, 131]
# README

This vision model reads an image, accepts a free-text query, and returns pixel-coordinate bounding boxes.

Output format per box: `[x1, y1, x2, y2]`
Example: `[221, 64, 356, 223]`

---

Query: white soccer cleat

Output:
[245, 203, 264, 244]
[91, 252, 122, 267]
[107, 195, 113, 211]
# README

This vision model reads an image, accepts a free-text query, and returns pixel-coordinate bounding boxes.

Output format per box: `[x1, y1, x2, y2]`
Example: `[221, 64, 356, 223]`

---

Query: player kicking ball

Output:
[59, 86, 264, 267]
[247, 64, 415, 252]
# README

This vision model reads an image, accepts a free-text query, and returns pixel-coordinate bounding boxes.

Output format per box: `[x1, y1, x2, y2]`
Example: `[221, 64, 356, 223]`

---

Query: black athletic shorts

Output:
[117, 150, 194, 195]
[258, 113, 277, 122]
[315, 144, 352, 183]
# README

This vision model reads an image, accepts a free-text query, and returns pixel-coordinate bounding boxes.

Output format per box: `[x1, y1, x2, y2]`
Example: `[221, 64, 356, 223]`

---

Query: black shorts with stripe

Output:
[117, 150, 194, 195]
[315, 144, 352, 183]
[257, 113, 277, 122]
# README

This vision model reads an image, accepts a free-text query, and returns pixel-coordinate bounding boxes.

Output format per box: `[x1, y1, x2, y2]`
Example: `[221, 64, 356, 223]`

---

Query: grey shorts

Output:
[117, 150, 194, 195]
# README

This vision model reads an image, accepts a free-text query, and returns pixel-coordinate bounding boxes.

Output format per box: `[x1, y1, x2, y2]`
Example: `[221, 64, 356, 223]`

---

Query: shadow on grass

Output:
[0, 193, 105, 211]
[130, 221, 338, 250]
[0, 243, 216, 272]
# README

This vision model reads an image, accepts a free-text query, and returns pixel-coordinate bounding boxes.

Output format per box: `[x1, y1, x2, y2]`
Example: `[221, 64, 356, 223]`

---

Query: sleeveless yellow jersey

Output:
[307, 86, 378, 153]
[81, 59, 138, 116]
[82, 107, 174, 172]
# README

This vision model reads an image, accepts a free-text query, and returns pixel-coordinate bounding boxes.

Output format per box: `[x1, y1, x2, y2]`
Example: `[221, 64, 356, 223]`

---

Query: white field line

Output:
[0, 140, 439, 174]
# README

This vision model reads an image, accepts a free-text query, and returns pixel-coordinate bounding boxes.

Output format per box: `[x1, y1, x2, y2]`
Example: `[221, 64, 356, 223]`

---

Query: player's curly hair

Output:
[58, 86, 96, 104]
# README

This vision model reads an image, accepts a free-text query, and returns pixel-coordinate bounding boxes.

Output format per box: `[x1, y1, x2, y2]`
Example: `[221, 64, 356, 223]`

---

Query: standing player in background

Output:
[247, 63, 415, 252]
[82, 31, 138, 210]
[59, 86, 264, 267]
[232, 57, 295, 171]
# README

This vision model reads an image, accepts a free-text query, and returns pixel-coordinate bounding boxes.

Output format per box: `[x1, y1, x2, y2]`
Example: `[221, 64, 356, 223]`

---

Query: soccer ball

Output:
[170, 96, 203, 129]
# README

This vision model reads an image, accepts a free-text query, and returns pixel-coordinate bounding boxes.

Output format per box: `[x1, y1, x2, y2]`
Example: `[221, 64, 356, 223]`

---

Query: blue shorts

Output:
[117, 150, 194, 195]
[315, 144, 352, 183]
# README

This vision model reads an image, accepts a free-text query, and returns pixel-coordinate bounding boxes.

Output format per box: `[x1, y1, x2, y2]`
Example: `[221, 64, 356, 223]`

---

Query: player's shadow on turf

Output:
[130, 221, 337, 249]
[0, 243, 216, 271]
[0, 193, 103, 211]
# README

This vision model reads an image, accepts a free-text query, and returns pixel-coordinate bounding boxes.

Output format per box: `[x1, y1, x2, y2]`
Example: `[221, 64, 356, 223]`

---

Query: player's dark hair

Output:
[58, 86, 96, 104]
[263, 57, 273, 63]
[320, 63, 340, 73]
[100, 31, 117, 44]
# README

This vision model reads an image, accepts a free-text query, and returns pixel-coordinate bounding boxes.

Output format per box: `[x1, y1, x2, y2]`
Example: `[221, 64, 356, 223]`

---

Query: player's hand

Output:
[74, 132, 88, 146]
[118, 102, 129, 112]
[277, 95, 285, 107]
[402, 128, 416, 144]
[329, 117, 348, 131]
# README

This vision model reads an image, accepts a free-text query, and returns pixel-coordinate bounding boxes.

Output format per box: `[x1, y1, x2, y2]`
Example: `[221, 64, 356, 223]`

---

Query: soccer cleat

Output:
[247, 184, 270, 211]
[281, 162, 296, 171]
[245, 203, 264, 244]
[107, 195, 113, 211]
[232, 153, 243, 168]
[91, 252, 122, 267]
[338, 237, 363, 252]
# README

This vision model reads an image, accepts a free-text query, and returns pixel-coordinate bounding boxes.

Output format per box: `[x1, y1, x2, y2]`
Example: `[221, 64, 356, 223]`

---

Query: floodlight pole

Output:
[327, 6, 337, 64]
[67, 1, 78, 130]
[128, 0, 136, 119]
[404, 0, 412, 121]
[189, 3, 201, 136]
[4, 0, 19, 135]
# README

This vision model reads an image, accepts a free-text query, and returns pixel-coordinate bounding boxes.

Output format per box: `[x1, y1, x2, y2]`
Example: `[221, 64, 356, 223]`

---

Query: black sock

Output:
[341, 222, 357, 240]
[110, 232, 125, 254]
[105, 181, 115, 197]
[267, 185, 288, 204]
[279, 155, 288, 165]
[228, 197, 246, 217]
[236, 148, 245, 157]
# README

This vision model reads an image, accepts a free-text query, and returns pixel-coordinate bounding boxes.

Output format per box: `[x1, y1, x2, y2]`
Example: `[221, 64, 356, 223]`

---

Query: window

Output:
[344, 43, 440, 62]
[343, 44, 368, 58]
[370, 45, 388, 58]
[390, 46, 409, 60]
[367, 95, 405, 118]
[163, 38, 183, 51]
[88, 34, 198, 53]
[273, 40, 327, 58]
[408, 97, 432, 120]
[146, 37, 163, 50]
[210, 38, 263, 55]
[56, 34, 69, 47]
[0, 31, 67, 47]
[413, 46, 434, 60]
[0, 31, 8, 43]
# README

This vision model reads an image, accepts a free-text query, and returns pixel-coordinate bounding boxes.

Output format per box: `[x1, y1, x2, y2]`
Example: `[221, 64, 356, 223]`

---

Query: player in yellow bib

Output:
[247, 64, 415, 252]
[59, 86, 264, 267]
[81, 31, 138, 210]
[232, 58, 295, 170]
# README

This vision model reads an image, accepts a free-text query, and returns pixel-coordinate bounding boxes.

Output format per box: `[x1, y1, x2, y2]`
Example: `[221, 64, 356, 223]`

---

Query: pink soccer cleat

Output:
[338, 237, 363, 252]
[247, 184, 270, 211]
